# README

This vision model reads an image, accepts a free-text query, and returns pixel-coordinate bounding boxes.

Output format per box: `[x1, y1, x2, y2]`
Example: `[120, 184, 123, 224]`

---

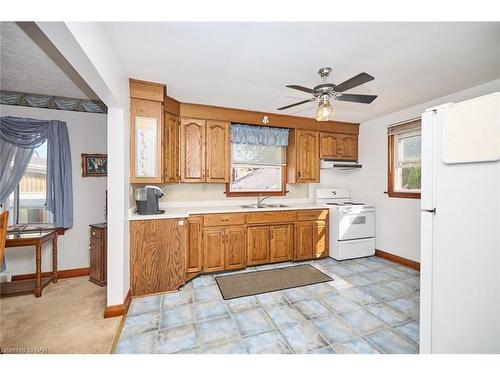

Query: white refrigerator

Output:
[420, 92, 500, 354]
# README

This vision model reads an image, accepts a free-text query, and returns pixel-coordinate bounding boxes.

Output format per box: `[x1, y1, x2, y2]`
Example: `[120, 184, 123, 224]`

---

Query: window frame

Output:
[225, 143, 288, 197]
[6, 142, 55, 228]
[387, 121, 421, 200]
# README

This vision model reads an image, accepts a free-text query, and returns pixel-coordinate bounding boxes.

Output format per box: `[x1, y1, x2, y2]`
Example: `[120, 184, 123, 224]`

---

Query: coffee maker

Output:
[135, 186, 165, 215]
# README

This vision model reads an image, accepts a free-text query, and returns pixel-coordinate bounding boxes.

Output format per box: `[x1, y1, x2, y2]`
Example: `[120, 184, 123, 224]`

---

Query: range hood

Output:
[320, 159, 362, 170]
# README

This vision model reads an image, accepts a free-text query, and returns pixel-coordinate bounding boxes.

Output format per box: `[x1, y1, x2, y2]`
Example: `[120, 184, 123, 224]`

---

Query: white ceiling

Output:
[105, 22, 500, 123]
[0, 22, 99, 100]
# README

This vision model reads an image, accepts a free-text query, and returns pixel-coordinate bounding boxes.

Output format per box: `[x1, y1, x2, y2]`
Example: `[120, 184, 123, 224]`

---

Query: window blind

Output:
[387, 118, 421, 136]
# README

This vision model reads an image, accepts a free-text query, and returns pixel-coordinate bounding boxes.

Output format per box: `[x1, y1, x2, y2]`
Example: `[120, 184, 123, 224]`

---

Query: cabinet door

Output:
[296, 130, 319, 182]
[130, 219, 186, 296]
[164, 113, 180, 182]
[294, 221, 315, 261]
[314, 221, 328, 259]
[206, 120, 230, 183]
[338, 134, 358, 160]
[186, 216, 203, 274]
[270, 224, 294, 263]
[89, 230, 102, 282]
[180, 118, 206, 182]
[130, 98, 163, 183]
[247, 226, 270, 266]
[320, 132, 340, 159]
[224, 226, 246, 270]
[203, 228, 225, 272]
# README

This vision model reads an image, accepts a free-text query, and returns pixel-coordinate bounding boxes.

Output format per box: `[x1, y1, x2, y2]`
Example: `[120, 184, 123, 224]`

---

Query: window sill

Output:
[224, 190, 288, 198]
[387, 191, 421, 199]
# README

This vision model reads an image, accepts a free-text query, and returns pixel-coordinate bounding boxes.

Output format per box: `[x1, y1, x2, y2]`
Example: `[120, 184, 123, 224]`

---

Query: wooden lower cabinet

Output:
[130, 219, 186, 296]
[89, 223, 107, 286]
[247, 226, 270, 266]
[224, 227, 246, 270]
[203, 226, 246, 272]
[270, 224, 294, 263]
[186, 216, 203, 275]
[314, 220, 328, 259]
[295, 220, 328, 261]
[203, 228, 225, 272]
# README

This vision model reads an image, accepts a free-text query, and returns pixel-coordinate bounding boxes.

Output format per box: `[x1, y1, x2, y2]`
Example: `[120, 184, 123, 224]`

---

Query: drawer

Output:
[246, 210, 297, 224]
[297, 209, 329, 221]
[203, 213, 245, 227]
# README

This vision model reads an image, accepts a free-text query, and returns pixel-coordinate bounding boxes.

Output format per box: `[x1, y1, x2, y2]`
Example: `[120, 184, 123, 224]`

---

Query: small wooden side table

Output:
[0, 230, 58, 298]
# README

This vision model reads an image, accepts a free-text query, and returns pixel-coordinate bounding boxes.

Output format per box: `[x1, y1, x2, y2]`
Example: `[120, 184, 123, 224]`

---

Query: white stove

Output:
[315, 188, 375, 260]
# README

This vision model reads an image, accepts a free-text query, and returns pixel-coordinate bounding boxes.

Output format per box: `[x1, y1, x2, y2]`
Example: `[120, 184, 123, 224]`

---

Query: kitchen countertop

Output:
[129, 202, 327, 220]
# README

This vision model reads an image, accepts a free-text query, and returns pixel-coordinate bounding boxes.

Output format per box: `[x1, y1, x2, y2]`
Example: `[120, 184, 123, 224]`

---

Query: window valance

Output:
[231, 124, 289, 147]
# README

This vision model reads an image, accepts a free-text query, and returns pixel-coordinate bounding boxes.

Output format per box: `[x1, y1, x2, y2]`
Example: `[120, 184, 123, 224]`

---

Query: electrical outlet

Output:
[201, 184, 208, 191]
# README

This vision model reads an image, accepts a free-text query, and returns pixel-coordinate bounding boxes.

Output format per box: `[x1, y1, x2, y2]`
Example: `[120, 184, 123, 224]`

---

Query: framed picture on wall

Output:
[81, 153, 107, 177]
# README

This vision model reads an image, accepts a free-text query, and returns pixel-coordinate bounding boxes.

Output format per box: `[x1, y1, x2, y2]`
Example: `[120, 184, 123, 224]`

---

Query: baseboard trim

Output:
[104, 289, 132, 319]
[11, 267, 90, 281]
[375, 249, 420, 271]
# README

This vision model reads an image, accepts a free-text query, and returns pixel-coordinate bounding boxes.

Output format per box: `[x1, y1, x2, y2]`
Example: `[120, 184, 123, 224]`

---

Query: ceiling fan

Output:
[277, 67, 378, 121]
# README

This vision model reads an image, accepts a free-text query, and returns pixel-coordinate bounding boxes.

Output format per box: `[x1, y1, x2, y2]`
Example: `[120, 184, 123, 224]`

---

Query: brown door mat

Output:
[215, 264, 333, 300]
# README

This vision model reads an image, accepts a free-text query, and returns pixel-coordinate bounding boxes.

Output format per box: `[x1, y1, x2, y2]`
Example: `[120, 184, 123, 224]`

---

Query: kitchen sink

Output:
[240, 204, 289, 209]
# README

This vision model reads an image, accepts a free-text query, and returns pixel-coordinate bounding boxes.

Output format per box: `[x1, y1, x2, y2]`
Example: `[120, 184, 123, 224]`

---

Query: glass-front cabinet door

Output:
[130, 98, 163, 183]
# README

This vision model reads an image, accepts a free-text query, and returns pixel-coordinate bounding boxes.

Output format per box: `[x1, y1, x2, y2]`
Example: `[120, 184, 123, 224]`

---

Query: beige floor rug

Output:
[215, 264, 333, 300]
[0, 276, 121, 354]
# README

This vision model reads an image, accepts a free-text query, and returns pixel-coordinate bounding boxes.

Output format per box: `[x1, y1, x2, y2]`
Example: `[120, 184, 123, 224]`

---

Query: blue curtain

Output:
[0, 116, 73, 228]
[231, 124, 289, 146]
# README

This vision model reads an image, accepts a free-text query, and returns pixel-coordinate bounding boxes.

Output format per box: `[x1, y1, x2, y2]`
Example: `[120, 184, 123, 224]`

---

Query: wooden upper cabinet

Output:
[206, 120, 230, 183]
[130, 98, 163, 183]
[224, 226, 246, 270]
[179, 118, 230, 183]
[320, 132, 340, 159]
[270, 224, 294, 263]
[164, 113, 180, 183]
[247, 226, 270, 266]
[203, 228, 225, 272]
[186, 216, 203, 274]
[320, 132, 358, 161]
[180, 118, 206, 182]
[288, 129, 319, 183]
[338, 134, 358, 161]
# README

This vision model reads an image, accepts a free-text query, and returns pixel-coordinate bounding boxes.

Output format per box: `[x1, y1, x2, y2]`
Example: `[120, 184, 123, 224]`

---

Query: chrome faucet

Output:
[257, 194, 271, 206]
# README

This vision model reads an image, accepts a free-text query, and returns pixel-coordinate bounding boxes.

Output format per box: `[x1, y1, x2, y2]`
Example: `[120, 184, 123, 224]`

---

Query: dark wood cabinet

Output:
[89, 223, 107, 286]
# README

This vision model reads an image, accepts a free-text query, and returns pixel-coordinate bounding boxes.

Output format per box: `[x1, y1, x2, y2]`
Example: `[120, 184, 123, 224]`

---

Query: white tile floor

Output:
[115, 256, 420, 354]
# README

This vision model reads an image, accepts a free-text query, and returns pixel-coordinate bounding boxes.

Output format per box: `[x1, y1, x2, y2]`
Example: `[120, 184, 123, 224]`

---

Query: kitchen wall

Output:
[347, 78, 500, 263]
[1, 104, 107, 275]
[129, 168, 351, 207]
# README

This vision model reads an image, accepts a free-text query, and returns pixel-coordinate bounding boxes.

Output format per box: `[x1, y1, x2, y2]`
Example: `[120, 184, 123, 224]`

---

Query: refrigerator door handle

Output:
[421, 208, 436, 214]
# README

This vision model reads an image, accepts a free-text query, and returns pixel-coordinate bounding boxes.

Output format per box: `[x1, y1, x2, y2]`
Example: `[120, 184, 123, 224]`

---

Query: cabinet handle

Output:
[298, 171, 301, 178]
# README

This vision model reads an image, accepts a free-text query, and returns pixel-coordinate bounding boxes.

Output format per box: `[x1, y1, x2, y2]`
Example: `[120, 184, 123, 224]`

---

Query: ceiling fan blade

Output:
[277, 97, 316, 110]
[286, 85, 316, 94]
[336, 93, 377, 104]
[334, 73, 374, 92]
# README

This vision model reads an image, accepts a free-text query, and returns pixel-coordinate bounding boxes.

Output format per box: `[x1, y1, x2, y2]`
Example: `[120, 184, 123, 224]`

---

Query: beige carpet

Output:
[0, 276, 121, 354]
[216, 264, 333, 300]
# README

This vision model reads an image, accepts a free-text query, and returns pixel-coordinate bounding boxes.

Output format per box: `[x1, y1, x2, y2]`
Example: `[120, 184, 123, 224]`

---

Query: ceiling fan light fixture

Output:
[315, 96, 334, 121]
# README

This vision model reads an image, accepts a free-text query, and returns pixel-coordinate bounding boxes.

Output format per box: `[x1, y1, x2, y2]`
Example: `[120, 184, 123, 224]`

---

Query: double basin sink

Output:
[240, 203, 289, 209]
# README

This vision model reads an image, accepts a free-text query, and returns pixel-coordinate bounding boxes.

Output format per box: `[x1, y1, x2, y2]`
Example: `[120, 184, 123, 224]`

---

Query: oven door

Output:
[338, 210, 375, 241]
